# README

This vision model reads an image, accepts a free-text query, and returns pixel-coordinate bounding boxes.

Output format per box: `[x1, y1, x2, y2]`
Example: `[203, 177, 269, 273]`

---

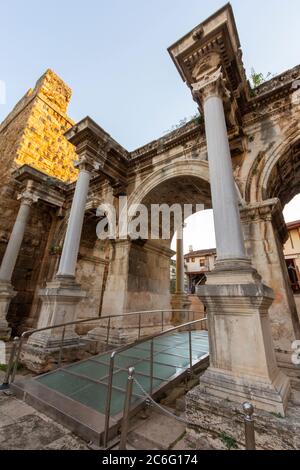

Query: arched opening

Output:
[265, 141, 300, 302]
[101, 161, 213, 325]
[242, 138, 300, 350]
[170, 210, 216, 292]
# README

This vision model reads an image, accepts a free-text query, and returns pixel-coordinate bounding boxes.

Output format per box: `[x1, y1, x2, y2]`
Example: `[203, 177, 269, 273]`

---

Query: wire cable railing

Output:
[119, 364, 256, 451]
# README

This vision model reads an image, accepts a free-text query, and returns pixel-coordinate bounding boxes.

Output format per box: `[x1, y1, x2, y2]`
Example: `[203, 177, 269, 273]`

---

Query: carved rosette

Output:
[192, 67, 231, 106]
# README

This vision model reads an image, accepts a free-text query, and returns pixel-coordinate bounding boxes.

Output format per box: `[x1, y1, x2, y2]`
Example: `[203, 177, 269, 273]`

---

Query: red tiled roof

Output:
[184, 248, 216, 258]
[286, 220, 300, 230]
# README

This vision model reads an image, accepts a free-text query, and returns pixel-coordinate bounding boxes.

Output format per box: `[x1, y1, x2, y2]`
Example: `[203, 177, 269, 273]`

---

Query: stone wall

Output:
[0, 70, 77, 333]
[0, 69, 77, 184]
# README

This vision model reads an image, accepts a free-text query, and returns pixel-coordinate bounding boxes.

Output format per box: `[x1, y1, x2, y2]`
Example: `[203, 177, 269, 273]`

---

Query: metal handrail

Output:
[103, 317, 208, 448]
[2, 308, 205, 388]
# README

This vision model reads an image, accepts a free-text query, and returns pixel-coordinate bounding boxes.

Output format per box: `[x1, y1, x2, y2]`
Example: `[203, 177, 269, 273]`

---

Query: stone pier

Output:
[22, 158, 97, 372]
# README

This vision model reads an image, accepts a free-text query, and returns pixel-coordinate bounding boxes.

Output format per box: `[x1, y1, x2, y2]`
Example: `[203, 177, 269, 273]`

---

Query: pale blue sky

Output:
[1, 0, 299, 252]
[1, 0, 300, 150]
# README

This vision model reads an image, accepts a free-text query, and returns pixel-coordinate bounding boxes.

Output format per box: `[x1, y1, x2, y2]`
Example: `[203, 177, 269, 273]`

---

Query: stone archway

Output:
[100, 161, 212, 341]
[126, 160, 211, 209]
[245, 131, 300, 205]
[241, 135, 300, 362]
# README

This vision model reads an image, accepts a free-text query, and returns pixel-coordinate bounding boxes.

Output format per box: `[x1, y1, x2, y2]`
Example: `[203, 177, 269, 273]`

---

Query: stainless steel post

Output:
[103, 352, 116, 448]
[188, 326, 193, 375]
[150, 339, 154, 395]
[119, 367, 135, 450]
[138, 313, 141, 340]
[243, 402, 256, 450]
[58, 326, 66, 368]
[106, 317, 111, 347]
[1, 337, 19, 388]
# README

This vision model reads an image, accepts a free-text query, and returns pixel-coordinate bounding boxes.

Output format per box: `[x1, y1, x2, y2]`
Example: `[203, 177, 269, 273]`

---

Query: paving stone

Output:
[43, 434, 89, 450]
[0, 398, 35, 419]
[0, 411, 15, 427]
[128, 410, 186, 450]
[0, 414, 65, 450]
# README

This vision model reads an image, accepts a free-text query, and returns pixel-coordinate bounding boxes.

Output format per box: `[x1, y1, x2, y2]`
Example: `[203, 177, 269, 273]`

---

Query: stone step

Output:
[127, 409, 186, 450]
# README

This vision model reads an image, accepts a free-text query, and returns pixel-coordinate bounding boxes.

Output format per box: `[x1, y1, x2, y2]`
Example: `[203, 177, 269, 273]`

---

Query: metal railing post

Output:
[58, 326, 66, 368]
[103, 352, 116, 448]
[161, 311, 164, 332]
[106, 317, 111, 347]
[150, 339, 154, 395]
[188, 325, 193, 376]
[243, 402, 256, 450]
[138, 313, 141, 340]
[0, 337, 19, 389]
[119, 367, 135, 450]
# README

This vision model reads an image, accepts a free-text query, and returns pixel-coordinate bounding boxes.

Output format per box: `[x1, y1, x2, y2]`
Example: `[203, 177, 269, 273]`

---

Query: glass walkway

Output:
[12, 329, 209, 446]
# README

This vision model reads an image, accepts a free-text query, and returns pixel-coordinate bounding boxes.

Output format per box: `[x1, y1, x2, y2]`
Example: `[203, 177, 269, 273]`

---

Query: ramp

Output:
[12, 330, 209, 446]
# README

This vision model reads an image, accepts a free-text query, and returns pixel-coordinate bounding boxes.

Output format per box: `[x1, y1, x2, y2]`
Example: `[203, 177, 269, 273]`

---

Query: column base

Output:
[22, 276, 87, 372]
[21, 342, 87, 374]
[171, 293, 191, 325]
[86, 313, 173, 350]
[0, 340, 14, 365]
[197, 366, 290, 416]
[0, 281, 15, 341]
[196, 264, 291, 416]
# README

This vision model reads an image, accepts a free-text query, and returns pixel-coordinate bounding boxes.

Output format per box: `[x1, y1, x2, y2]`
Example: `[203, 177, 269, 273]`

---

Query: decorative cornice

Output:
[12, 165, 66, 208]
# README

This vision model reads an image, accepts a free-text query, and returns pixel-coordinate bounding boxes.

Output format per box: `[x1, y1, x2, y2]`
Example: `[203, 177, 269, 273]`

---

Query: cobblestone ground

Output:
[0, 370, 89, 450]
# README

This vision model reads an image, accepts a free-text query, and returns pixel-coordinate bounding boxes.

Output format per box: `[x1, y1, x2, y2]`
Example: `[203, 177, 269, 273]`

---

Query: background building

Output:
[184, 246, 216, 293]
[284, 220, 300, 293]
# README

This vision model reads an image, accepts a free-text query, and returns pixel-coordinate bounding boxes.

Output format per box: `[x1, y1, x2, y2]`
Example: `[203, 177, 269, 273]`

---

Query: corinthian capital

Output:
[17, 190, 39, 206]
[192, 67, 230, 105]
[74, 156, 101, 174]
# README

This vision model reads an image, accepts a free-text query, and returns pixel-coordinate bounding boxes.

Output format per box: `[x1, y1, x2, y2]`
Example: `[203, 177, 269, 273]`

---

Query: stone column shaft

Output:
[176, 235, 185, 293]
[0, 200, 32, 282]
[203, 95, 246, 261]
[57, 168, 91, 278]
[0, 188, 37, 341]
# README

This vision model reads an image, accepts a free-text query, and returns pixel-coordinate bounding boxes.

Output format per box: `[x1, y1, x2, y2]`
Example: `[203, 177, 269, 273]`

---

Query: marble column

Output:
[193, 69, 246, 266]
[172, 227, 190, 323]
[24, 159, 96, 372]
[176, 231, 185, 294]
[56, 166, 91, 278]
[0, 188, 37, 341]
[189, 68, 290, 416]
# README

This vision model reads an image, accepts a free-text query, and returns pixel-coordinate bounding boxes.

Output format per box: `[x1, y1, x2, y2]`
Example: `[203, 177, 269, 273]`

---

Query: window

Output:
[191, 258, 195, 263]
[200, 258, 206, 267]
